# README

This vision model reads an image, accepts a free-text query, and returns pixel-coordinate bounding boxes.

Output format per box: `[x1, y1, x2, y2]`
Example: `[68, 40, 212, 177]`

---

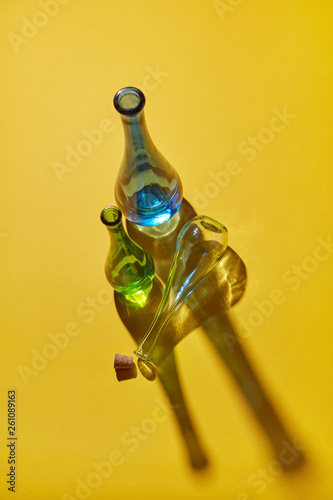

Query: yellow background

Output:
[1, 0, 333, 499]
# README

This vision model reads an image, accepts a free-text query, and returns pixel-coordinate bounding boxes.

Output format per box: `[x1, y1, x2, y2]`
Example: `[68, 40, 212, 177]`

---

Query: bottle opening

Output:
[114, 87, 145, 116]
[100, 206, 122, 226]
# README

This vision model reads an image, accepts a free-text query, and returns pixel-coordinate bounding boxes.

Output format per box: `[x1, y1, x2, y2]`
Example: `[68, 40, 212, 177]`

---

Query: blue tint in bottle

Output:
[114, 87, 183, 226]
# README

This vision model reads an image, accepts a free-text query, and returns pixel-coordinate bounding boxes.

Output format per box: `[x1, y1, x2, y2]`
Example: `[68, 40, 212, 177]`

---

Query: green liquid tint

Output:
[101, 206, 155, 300]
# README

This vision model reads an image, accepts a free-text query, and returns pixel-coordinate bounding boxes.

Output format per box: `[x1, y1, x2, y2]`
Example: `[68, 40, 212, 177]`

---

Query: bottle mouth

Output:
[113, 87, 145, 116]
[100, 206, 122, 226]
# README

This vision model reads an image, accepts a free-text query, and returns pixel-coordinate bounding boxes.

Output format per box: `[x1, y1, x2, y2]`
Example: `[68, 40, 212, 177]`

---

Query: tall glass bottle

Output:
[114, 87, 183, 226]
[100, 206, 155, 298]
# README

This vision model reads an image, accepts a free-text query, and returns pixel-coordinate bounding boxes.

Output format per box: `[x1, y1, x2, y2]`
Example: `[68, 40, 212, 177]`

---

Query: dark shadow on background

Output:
[115, 277, 209, 469]
[115, 363, 137, 381]
[118, 199, 304, 470]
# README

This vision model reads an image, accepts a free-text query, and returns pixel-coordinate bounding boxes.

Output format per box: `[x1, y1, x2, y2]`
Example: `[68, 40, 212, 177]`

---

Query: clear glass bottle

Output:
[100, 206, 155, 298]
[134, 215, 228, 379]
[114, 87, 183, 226]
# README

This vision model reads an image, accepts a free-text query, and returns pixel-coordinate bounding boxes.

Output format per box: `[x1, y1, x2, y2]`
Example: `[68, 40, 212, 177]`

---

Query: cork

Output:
[114, 353, 134, 370]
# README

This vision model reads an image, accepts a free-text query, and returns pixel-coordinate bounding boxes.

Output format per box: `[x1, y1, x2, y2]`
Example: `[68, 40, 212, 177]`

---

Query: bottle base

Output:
[129, 204, 181, 226]
[122, 188, 183, 227]
[121, 282, 153, 306]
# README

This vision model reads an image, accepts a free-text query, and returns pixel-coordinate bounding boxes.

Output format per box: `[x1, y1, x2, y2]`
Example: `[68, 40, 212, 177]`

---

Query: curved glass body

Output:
[114, 87, 183, 226]
[134, 215, 228, 379]
[100, 206, 155, 297]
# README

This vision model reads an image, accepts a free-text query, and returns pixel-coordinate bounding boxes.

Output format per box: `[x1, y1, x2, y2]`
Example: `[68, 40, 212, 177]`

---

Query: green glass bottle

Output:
[100, 206, 155, 299]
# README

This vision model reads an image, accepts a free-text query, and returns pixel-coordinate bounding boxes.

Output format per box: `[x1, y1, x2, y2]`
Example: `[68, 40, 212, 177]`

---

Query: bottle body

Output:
[101, 206, 155, 297]
[114, 87, 183, 226]
[134, 215, 229, 379]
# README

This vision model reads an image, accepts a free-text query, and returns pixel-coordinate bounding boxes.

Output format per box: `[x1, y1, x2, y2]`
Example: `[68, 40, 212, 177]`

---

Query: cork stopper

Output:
[114, 353, 134, 369]
[114, 353, 137, 381]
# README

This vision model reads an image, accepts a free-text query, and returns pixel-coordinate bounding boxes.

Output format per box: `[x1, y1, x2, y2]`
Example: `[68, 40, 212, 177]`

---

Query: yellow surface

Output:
[1, 1, 333, 499]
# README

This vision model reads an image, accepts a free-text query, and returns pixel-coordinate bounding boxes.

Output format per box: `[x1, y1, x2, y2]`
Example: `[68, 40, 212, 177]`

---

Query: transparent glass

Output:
[114, 87, 183, 226]
[100, 206, 155, 298]
[134, 215, 228, 379]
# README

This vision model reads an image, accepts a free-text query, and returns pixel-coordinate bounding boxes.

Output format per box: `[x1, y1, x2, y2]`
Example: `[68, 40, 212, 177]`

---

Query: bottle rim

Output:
[113, 87, 145, 116]
[100, 206, 122, 226]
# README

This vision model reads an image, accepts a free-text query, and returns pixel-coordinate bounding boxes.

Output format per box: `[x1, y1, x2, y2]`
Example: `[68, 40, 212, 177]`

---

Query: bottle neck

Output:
[120, 110, 155, 154]
[106, 220, 129, 247]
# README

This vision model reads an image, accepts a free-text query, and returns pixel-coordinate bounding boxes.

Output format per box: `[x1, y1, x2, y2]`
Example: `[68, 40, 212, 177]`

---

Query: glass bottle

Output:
[100, 206, 155, 299]
[113, 87, 183, 226]
[134, 215, 228, 380]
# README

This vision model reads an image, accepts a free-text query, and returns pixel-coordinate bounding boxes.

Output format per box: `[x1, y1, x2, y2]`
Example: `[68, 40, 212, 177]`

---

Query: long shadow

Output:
[115, 277, 209, 469]
[185, 295, 304, 468]
[116, 199, 304, 469]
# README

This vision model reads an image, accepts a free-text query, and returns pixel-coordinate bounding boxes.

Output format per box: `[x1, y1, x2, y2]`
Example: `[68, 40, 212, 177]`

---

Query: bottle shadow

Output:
[115, 277, 208, 468]
[114, 199, 304, 470]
